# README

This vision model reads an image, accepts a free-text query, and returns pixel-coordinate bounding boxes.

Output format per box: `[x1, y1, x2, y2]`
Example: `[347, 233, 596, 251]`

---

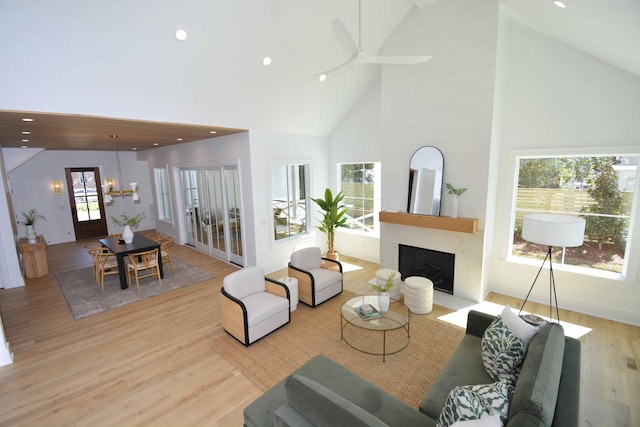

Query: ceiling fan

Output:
[313, 0, 432, 80]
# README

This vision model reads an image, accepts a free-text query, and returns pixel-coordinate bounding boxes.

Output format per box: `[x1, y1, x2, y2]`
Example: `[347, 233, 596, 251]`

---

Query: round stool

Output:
[375, 268, 402, 300]
[404, 276, 433, 314]
[279, 277, 299, 312]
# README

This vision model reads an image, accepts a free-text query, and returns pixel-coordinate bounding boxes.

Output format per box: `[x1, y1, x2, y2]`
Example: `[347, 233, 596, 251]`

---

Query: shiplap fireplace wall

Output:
[376, 0, 499, 303]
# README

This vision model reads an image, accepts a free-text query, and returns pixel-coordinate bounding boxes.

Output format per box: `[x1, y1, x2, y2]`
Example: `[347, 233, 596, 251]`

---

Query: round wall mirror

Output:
[407, 146, 444, 216]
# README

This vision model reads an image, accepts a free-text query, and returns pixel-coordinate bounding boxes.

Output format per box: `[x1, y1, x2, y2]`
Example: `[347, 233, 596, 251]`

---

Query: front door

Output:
[66, 167, 108, 240]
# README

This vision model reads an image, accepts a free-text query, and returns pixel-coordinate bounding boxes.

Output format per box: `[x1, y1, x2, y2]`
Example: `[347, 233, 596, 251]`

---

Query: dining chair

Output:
[96, 247, 119, 290]
[155, 236, 175, 273]
[83, 243, 101, 279]
[126, 248, 162, 292]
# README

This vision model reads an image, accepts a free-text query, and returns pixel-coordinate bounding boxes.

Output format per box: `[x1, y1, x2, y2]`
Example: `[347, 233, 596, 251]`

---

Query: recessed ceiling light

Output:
[132, 147, 137, 151]
[21, 139, 29, 142]
[210, 130, 217, 134]
[22, 131, 31, 135]
[21, 145, 28, 148]
[21, 118, 34, 122]
[175, 29, 188, 41]
[177, 138, 183, 141]
[318, 74, 327, 82]
[262, 57, 272, 66]
[554, 1, 566, 8]
[153, 143, 159, 146]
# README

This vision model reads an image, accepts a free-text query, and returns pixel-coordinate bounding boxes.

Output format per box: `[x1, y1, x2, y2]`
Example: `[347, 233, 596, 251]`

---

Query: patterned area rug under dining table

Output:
[56, 256, 217, 320]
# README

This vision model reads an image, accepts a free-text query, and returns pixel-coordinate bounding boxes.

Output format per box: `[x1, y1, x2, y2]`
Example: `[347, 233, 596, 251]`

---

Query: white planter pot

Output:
[122, 225, 134, 243]
[378, 292, 390, 312]
[25, 225, 37, 244]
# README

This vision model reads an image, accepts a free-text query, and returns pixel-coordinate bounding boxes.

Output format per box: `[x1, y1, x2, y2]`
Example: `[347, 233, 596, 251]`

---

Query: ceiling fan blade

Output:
[362, 55, 433, 65]
[331, 18, 359, 57]
[312, 54, 359, 79]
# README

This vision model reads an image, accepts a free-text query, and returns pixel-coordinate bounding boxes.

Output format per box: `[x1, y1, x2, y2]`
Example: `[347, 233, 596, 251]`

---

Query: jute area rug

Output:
[213, 290, 465, 409]
[56, 256, 216, 320]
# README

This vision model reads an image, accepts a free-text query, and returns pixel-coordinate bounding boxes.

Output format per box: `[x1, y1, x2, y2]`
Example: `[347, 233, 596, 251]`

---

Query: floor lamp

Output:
[518, 213, 586, 323]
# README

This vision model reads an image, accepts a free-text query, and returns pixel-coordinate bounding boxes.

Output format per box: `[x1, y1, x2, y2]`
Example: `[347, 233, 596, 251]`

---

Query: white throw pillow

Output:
[501, 305, 539, 345]
[450, 414, 503, 426]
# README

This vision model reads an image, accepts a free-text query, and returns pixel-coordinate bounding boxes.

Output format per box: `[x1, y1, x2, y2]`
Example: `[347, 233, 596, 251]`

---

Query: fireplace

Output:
[398, 244, 455, 294]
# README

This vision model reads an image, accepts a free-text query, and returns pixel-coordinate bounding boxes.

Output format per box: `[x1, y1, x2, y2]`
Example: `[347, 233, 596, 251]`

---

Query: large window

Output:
[272, 163, 309, 240]
[154, 167, 172, 221]
[511, 155, 637, 275]
[338, 162, 381, 234]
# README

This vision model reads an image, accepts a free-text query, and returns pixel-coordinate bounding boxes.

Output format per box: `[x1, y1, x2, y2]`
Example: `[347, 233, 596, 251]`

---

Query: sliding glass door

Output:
[180, 166, 242, 265]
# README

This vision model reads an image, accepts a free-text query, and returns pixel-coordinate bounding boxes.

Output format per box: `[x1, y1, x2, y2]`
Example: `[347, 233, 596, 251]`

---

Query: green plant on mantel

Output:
[111, 212, 146, 228]
[445, 183, 468, 196]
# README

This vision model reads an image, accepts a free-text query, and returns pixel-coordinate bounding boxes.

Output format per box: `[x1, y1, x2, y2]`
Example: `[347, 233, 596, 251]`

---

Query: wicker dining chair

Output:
[126, 248, 162, 292]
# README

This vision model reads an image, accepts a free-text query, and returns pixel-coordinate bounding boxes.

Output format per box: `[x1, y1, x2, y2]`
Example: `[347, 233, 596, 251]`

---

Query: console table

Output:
[18, 235, 49, 278]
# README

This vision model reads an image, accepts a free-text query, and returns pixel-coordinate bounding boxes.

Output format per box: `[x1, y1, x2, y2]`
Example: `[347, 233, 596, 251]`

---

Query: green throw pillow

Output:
[481, 316, 527, 384]
[436, 379, 512, 427]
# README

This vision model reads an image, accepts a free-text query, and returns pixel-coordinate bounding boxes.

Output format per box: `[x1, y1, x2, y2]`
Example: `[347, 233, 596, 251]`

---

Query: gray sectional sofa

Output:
[243, 310, 581, 427]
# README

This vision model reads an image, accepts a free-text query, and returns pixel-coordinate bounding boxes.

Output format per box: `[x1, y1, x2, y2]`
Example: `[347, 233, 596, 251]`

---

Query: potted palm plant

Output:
[18, 209, 46, 243]
[311, 188, 348, 260]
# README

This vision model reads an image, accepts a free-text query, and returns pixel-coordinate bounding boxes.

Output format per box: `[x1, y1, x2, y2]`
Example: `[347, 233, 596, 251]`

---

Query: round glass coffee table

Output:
[340, 295, 411, 362]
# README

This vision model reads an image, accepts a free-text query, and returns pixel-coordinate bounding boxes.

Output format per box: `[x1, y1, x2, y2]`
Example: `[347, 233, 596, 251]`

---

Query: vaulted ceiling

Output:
[0, 0, 638, 151]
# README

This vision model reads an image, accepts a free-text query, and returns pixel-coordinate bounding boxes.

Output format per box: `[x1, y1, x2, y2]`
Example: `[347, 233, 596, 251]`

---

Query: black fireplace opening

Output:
[398, 244, 455, 294]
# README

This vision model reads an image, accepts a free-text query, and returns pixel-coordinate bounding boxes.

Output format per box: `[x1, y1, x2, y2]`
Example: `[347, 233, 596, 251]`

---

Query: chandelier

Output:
[101, 134, 140, 203]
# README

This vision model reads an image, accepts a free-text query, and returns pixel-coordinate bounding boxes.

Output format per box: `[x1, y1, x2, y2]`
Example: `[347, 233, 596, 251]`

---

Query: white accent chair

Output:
[221, 266, 291, 346]
[287, 247, 343, 307]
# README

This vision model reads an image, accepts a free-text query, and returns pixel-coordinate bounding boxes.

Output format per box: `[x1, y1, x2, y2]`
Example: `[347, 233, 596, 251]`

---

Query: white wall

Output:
[377, 0, 499, 302]
[248, 131, 330, 273]
[329, 79, 383, 263]
[0, 149, 24, 289]
[489, 17, 640, 325]
[6, 149, 152, 245]
[137, 132, 256, 265]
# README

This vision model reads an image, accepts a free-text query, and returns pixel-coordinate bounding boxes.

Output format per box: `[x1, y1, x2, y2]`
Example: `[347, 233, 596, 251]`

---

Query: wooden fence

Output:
[514, 188, 633, 228]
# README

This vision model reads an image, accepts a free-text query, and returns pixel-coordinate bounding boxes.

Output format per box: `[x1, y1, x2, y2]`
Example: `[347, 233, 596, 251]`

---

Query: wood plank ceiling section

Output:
[0, 110, 247, 151]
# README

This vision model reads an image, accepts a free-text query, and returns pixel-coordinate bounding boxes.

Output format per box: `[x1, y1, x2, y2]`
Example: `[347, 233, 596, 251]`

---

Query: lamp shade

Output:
[522, 214, 585, 247]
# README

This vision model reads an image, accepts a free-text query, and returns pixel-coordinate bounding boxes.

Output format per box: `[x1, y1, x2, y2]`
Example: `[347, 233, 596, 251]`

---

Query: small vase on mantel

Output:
[122, 225, 134, 244]
[378, 292, 390, 312]
[451, 195, 459, 219]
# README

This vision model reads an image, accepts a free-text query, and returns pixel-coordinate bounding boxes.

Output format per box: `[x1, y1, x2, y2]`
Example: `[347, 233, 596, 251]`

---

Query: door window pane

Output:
[72, 171, 101, 221]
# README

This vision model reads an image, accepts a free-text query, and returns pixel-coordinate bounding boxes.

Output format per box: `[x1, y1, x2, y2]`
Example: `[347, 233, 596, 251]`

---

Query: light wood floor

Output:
[0, 240, 638, 426]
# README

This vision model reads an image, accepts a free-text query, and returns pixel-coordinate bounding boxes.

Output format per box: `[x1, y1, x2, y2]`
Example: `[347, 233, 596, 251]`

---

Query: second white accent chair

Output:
[287, 247, 343, 307]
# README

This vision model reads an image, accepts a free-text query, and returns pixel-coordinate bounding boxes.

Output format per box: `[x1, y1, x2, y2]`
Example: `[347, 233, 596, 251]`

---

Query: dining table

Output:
[99, 234, 163, 289]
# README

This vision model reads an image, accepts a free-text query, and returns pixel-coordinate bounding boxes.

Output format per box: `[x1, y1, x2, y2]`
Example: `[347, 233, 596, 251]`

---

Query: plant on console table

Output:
[311, 188, 348, 260]
[445, 183, 467, 219]
[111, 211, 146, 244]
[371, 272, 397, 312]
[18, 209, 46, 244]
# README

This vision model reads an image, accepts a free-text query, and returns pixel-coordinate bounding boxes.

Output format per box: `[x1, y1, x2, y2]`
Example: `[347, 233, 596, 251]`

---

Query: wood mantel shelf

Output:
[379, 211, 478, 234]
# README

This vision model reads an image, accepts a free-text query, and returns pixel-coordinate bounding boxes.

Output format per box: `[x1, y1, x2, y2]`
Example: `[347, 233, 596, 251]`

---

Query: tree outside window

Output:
[512, 155, 637, 274]
[339, 162, 380, 234]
